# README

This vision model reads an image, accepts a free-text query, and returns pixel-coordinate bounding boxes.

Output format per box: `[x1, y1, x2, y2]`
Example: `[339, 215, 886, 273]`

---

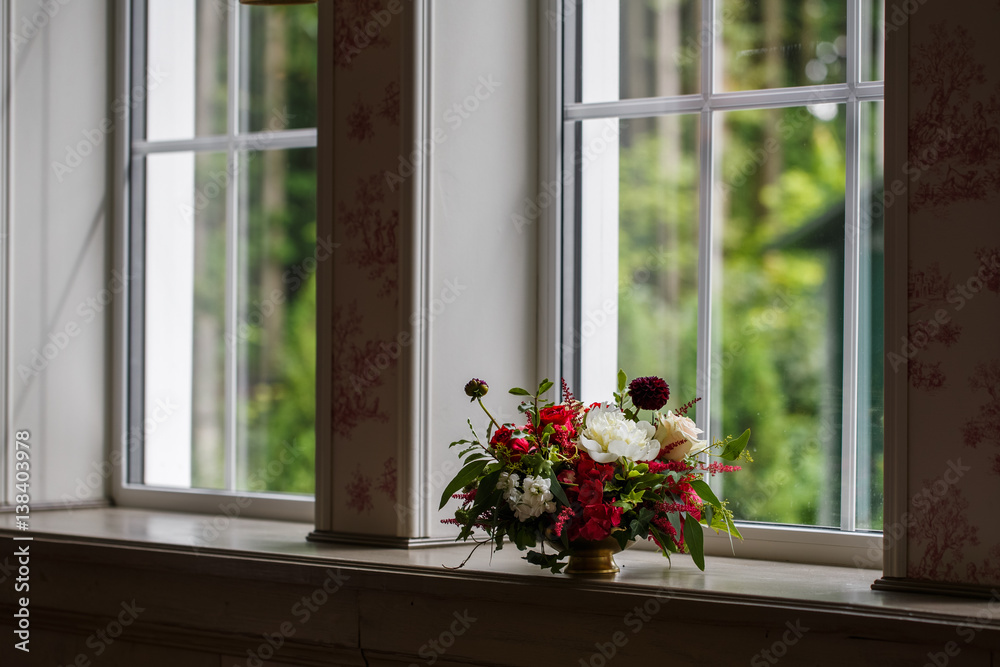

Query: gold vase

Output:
[547, 536, 631, 575]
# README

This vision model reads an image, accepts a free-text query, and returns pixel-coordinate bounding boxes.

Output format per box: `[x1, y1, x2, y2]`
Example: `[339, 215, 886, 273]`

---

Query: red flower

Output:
[628, 376, 670, 411]
[576, 457, 615, 483]
[577, 479, 605, 506]
[490, 426, 534, 462]
[573, 503, 623, 541]
[539, 405, 576, 432]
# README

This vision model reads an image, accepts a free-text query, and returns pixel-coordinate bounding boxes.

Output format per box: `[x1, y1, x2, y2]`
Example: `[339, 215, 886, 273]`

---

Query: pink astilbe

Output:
[703, 462, 742, 476]
[553, 506, 575, 538]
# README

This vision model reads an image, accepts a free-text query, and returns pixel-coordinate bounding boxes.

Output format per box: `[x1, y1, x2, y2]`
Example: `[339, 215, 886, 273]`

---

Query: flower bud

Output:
[464, 378, 489, 400]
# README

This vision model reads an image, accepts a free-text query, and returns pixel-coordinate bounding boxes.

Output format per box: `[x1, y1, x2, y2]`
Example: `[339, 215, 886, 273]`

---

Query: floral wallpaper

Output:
[905, 1, 1000, 586]
[331, 0, 405, 533]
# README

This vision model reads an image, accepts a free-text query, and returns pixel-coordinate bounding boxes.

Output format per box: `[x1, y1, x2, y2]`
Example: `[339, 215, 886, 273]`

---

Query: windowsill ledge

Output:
[1, 506, 995, 629]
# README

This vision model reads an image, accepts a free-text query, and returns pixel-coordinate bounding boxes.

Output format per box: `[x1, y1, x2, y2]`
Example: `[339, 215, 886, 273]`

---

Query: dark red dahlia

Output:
[628, 376, 670, 411]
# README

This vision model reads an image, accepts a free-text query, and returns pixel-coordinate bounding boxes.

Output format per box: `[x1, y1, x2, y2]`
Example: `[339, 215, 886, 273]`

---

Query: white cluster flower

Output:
[579, 404, 659, 464]
[496, 471, 556, 522]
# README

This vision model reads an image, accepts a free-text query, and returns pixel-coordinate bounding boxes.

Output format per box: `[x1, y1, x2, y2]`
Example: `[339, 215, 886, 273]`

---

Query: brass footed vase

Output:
[547, 536, 632, 575]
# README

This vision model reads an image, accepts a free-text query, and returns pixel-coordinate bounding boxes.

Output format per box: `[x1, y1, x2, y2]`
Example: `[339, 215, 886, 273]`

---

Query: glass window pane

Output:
[719, 0, 847, 92]
[235, 148, 317, 494]
[710, 105, 847, 527]
[861, 0, 885, 82]
[241, 4, 318, 132]
[616, 115, 701, 414]
[580, 0, 701, 103]
[144, 152, 228, 489]
[146, 0, 228, 141]
[858, 100, 884, 530]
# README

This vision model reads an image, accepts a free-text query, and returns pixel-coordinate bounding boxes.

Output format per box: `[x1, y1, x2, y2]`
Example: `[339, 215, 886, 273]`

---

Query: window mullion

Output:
[223, 2, 241, 493]
[840, 0, 863, 533]
[695, 0, 715, 443]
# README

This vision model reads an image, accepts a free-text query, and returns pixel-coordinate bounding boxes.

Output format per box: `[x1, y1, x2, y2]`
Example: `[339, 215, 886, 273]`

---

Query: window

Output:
[119, 0, 317, 517]
[562, 1, 884, 539]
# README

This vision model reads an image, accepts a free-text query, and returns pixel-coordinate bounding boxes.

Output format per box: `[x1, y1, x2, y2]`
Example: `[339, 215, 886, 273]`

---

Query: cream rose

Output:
[654, 410, 708, 461]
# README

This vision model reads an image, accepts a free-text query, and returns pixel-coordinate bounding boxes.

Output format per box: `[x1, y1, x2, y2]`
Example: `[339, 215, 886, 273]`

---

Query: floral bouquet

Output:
[440, 372, 750, 573]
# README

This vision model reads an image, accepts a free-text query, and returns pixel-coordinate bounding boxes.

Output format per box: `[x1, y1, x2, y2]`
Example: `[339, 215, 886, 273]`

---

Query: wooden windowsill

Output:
[0, 506, 995, 626]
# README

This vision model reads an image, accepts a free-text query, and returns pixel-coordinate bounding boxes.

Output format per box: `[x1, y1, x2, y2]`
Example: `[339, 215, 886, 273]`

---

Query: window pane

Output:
[144, 151, 228, 489]
[719, 0, 847, 92]
[858, 100, 884, 530]
[145, 0, 228, 141]
[241, 4, 318, 132]
[235, 148, 317, 494]
[861, 0, 885, 82]
[579, 0, 701, 103]
[710, 105, 847, 527]
[616, 115, 701, 413]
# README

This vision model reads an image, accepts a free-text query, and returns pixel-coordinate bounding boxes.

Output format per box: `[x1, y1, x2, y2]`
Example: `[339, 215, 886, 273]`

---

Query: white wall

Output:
[6, 0, 110, 505]
[426, 0, 539, 537]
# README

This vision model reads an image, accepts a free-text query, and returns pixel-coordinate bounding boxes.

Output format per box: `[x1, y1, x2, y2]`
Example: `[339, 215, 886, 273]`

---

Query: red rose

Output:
[573, 503, 623, 541]
[577, 479, 605, 506]
[490, 426, 534, 462]
[539, 405, 576, 432]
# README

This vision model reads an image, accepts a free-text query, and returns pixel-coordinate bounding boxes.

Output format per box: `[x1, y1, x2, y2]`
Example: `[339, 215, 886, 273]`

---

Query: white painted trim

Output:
[0, 0, 9, 506]
[400, 0, 433, 539]
[564, 82, 885, 121]
[132, 129, 317, 155]
[111, 0, 131, 506]
[840, 0, 863, 534]
[537, 0, 563, 388]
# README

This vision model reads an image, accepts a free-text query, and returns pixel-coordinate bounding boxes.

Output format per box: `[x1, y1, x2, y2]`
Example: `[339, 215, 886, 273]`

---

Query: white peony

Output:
[578, 404, 659, 464]
[512, 474, 556, 521]
[654, 410, 709, 461]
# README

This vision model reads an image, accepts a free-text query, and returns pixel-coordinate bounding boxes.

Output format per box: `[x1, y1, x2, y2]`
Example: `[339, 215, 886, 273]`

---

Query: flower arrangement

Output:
[440, 372, 751, 573]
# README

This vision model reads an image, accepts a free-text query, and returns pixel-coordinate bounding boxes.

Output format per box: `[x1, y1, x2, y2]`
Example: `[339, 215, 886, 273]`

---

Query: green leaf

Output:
[617, 369, 627, 393]
[545, 469, 571, 506]
[725, 512, 743, 540]
[525, 550, 567, 574]
[537, 380, 554, 397]
[719, 429, 750, 461]
[689, 479, 722, 509]
[509, 387, 531, 396]
[438, 459, 489, 509]
[684, 512, 705, 571]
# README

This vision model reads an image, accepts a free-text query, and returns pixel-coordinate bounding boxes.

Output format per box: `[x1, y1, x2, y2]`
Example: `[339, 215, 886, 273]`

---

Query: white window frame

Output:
[551, 0, 884, 564]
[111, 0, 314, 521]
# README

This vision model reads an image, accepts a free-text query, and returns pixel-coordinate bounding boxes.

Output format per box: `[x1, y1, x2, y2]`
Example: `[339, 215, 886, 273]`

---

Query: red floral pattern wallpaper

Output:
[905, 2, 1000, 585]
[331, 0, 404, 533]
